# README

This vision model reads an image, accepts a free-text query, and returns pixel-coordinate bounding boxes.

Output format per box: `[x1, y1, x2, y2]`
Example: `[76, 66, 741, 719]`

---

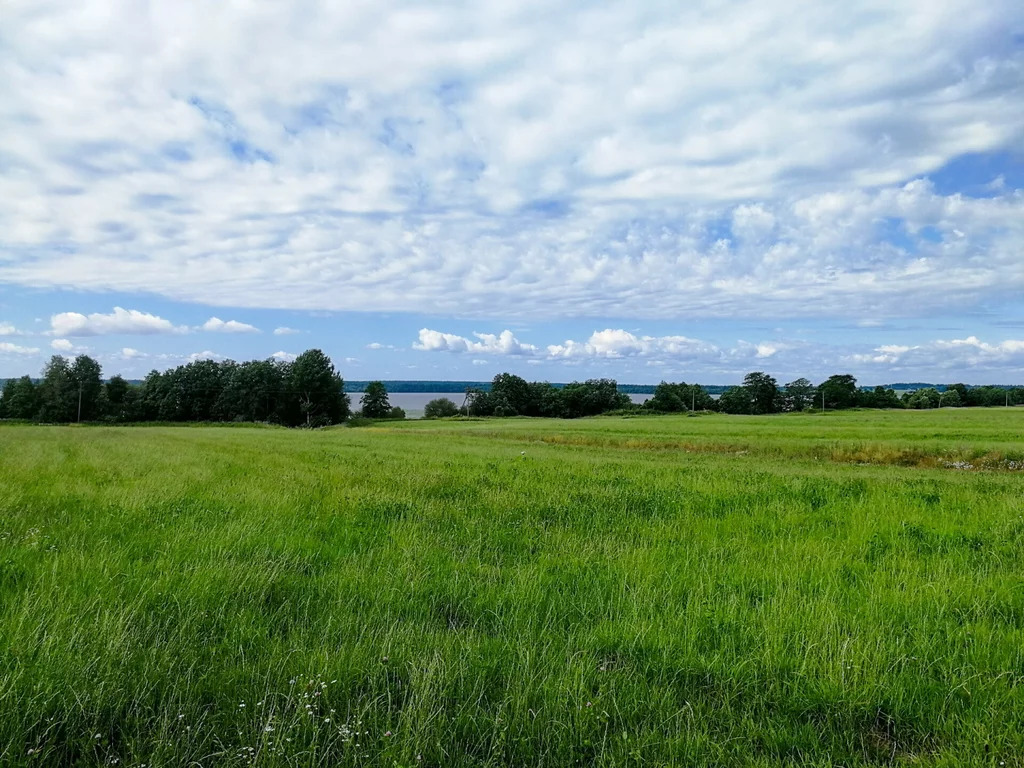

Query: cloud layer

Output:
[414, 329, 537, 355]
[847, 337, 1024, 373]
[49, 308, 187, 337]
[42, 307, 263, 337]
[0, 342, 39, 356]
[413, 326, 1024, 379]
[201, 317, 260, 334]
[0, 1, 1021, 321]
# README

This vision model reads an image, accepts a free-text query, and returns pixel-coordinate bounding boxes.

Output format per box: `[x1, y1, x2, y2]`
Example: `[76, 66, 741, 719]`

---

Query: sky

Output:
[1, 0, 1023, 385]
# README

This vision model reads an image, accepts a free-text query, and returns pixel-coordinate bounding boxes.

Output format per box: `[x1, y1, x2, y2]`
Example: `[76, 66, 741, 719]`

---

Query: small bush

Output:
[424, 398, 460, 418]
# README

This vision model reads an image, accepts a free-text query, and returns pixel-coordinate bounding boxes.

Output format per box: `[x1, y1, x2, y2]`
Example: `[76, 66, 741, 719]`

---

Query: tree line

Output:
[421, 372, 1023, 417]
[2, 355, 1021, 425]
[0, 350, 350, 426]
[654, 372, 1023, 414]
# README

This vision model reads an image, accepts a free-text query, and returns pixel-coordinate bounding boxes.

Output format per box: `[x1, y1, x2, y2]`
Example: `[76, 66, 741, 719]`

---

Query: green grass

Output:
[0, 410, 1022, 766]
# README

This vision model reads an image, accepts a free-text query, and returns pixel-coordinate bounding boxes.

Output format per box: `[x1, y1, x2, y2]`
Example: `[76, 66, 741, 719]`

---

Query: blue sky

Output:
[1, 0, 1023, 384]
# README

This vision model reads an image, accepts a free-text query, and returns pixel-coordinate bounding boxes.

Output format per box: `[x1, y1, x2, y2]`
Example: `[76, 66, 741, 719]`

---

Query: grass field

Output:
[1, 410, 1023, 766]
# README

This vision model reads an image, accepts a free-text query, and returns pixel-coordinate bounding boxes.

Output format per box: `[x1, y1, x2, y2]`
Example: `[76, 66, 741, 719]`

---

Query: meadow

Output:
[0, 409, 1022, 766]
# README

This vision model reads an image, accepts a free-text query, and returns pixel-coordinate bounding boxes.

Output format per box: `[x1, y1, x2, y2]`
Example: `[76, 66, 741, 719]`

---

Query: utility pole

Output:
[821, 389, 826, 412]
[77, 382, 83, 423]
[691, 388, 696, 412]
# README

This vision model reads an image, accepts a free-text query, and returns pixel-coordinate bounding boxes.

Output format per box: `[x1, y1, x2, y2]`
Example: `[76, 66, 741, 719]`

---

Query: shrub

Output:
[424, 398, 460, 418]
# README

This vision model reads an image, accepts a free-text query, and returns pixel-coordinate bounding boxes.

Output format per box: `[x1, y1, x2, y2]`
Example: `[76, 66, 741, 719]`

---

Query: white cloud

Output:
[187, 350, 223, 362]
[201, 317, 260, 333]
[0, 1, 1020, 323]
[409, 326, 1024, 381]
[50, 307, 187, 337]
[0, 342, 39, 355]
[547, 329, 719, 360]
[51, 338, 74, 352]
[846, 336, 1024, 373]
[414, 328, 538, 355]
[0, 323, 20, 336]
[273, 326, 301, 336]
[270, 350, 297, 362]
[366, 342, 385, 350]
[414, 327, 801, 373]
[121, 347, 145, 359]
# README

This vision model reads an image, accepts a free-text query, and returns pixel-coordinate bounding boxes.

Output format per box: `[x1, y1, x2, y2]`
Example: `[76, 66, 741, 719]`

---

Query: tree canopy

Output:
[359, 381, 392, 419]
[3, 357, 1022, 425]
[424, 398, 460, 418]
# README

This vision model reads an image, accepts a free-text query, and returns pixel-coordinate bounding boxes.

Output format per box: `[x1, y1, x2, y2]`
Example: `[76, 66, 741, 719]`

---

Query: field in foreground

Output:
[0, 410, 1022, 767]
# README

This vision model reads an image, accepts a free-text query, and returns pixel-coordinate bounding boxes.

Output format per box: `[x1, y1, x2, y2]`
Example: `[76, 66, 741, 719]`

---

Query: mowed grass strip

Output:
[0, 411, 1022, 766]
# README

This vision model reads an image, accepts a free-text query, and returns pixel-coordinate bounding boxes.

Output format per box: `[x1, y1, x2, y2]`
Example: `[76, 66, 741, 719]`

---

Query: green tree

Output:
[860, 385, 900, 409]
[686, 384, 716, 412]
[939, 389, 962, 408]
[177, 359, 228, 421]
[783, 378, 815, 412]
[287, 349, 349, 426]
[559, 379, 630, 418]
[743, 371, 779, 414]
[907, 387, 941, 409]
[360, 381, 392, 419]
[646, 381, 713, 412]
[215, 359, 286, 422]
[0, 376, 40, 420]
[103, 374, 141, 422]
[647, 381, 684, 412]
[947, 383, 970, 403]
[525, 381, 563, 417]
[463, 387, 490, 416]
[489, 373, 532, 416]
[71, 355, 103, 421]
[718, 386, 752, 414]
[139, 369, 178, 421]
[105, 375, 130, 408]
[819, 374, 859, 409]
[424, 398, 460, 418]
[37, 355, 77, 422]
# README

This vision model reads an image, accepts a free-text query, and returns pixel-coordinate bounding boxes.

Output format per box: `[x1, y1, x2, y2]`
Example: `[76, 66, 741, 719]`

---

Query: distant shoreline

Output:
[341, 380, 1021, 394]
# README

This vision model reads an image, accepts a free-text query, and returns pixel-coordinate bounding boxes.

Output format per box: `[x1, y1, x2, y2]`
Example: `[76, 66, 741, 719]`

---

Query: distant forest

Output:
[343, 380, 1016, 396]
[345, 380, 664, 394]
[1, 351, 1022, 425]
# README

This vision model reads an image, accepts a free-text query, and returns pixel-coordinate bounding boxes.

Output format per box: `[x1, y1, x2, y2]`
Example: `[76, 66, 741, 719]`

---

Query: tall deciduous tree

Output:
[489, 373, 532, 416]
[939, 389, 962, 407]
[71, 355, 103, 421]
[38, 355, 77, 422]
[288, 349, 349, 426]
[215, 359, 285, 422]
[103, 374, 140, 422]
[560, 379, 630, 418]
[0, 376, 40, 420]
[717, 386, 753, 414]
[783, 378, 815, 412]
[819, 374, 858, 409]
[743, 371, 780, 414]
[647, 381, 715, 412]
[360, 381, 392, 419]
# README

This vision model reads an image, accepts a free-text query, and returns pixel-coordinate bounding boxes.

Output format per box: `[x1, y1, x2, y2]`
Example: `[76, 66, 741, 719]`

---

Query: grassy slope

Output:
[0, 411, 1022, 766]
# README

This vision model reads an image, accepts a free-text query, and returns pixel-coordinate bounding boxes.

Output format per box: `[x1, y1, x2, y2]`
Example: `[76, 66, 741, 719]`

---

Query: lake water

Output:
[371, 392, 654, 418]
